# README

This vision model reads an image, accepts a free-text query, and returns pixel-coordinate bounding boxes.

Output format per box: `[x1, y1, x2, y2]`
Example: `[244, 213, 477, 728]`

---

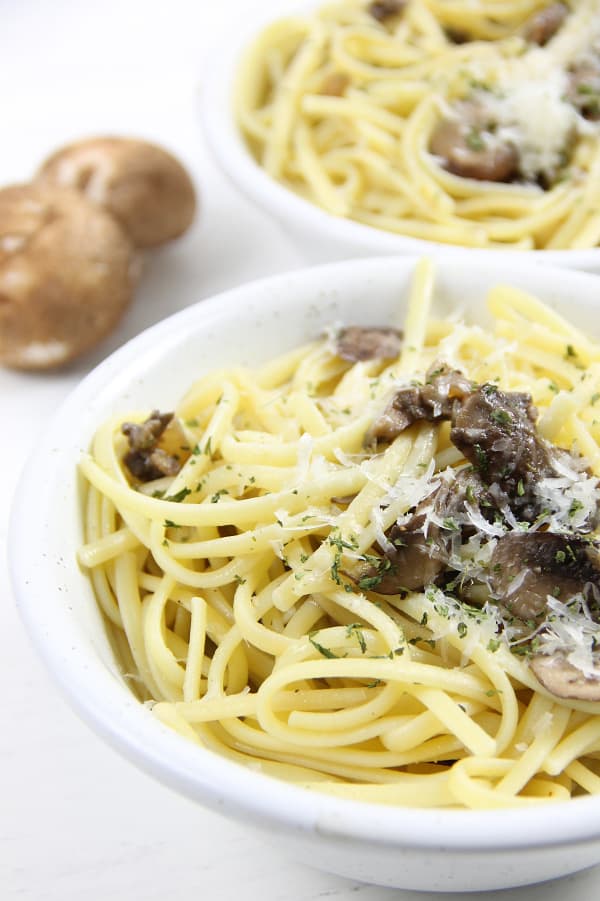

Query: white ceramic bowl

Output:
[201, 7, 600, 273]
[10, 256, 600, 892]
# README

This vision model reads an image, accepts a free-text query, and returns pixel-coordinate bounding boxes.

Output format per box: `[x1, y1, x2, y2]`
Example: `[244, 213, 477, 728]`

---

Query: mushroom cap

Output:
[0, 183, 137, 370]
[530, 653, 600, 702]
[36, 136, 197, 248]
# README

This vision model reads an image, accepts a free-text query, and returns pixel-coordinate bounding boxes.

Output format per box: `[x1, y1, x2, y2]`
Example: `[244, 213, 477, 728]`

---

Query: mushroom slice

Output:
[450, 382, 600, 528]
[334, 325, 403, 363]
[352, 476, 474, 594]
[530, 653, 600, 701]
[450, 384, 553, 512]
[429, 117, 519, 183]
[368, 0, 406, 24]
[352, 519, 448, 595]
[566, 60, 600, 121]
[488, 532, 600, 623]
[523, 3, 568, 46]
[369, 363, 472, 443]
[122, 410, 189, 482]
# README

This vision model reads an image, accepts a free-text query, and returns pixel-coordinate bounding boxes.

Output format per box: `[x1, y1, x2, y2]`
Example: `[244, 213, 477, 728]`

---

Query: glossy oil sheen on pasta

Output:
[79, 260, 600, 809]
[236, 0, 600, 250]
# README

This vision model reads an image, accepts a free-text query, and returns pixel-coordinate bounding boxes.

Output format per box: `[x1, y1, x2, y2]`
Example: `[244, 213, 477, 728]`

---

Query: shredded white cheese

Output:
[482, 69, 578, 181]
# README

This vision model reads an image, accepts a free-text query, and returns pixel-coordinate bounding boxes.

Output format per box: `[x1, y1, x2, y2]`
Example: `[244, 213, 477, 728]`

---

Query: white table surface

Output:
[2, 2, 600, 898]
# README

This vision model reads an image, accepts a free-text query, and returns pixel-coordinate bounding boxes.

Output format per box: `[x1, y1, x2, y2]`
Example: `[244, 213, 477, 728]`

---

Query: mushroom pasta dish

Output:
[237, 0, 600, 250]
[79, 259, 600, 809]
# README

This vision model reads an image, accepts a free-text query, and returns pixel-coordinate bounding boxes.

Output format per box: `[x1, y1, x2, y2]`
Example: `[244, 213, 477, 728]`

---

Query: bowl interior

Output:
[10, 255, 600, 855]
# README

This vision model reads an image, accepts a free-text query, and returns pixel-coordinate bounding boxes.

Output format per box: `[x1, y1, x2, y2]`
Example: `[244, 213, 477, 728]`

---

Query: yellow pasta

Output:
[79, 259, 600, 808]
[237, 0, 600, 250]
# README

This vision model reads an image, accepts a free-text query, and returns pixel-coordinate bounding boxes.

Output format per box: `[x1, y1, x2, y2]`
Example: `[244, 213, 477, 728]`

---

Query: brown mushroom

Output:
[523, 3, 568, 46]
[488, 532, 600, 623]
[368, 362, 472, 443]
[334, 325, 403, 362]
[530, 653, 600, 701]
[122, 410, 190, 482]
[566, 60, 600, 121]
[36, 137, 196, 248]
[0, 183, 137, 370]
[368, 0, 406, 23]
[430, 118, 519, 182]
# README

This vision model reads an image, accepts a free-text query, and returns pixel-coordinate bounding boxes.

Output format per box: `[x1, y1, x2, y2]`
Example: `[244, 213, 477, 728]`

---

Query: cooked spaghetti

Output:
[78, 259, 600, 808]
[236, 0, 600, 250]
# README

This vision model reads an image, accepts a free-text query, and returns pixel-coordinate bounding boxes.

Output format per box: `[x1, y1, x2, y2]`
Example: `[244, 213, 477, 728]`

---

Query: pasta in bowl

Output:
[203, 0, 600, 267]
[11, 257, 600, 891]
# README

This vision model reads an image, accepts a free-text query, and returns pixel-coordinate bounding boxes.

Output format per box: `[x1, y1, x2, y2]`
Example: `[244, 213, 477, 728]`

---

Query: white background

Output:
[2, 1, 600, 898]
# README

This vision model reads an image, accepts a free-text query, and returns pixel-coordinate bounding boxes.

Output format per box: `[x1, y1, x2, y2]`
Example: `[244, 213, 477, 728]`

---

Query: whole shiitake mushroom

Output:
[37, 137, 197, 248]
[0, 183, 138, 370]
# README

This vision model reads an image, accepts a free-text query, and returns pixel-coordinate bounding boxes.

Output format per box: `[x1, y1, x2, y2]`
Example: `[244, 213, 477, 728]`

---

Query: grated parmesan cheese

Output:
[536, 595, 600, 679]
[482, 69, 578, 182]
[463, 3, 600, 184]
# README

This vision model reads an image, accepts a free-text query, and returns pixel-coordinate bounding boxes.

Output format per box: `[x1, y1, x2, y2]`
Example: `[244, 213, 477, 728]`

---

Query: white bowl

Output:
[10, 256, 600, 892]
[201, 8, 600, 273]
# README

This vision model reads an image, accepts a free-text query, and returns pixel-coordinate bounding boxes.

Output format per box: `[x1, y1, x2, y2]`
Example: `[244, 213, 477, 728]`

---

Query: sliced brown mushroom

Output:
[430, 118, 519, 182]
[450, 384, 554, 516]
[334, 325, 403, 363]
[369, 363, 472, 443]
[444, 28, 472, 44]
[122, 410, 190, 482]
[530, 653, 600, 701]
[523, 3, 568, 46]
[488, 532, 600, 623]
[359, 515, 449, 594]
[368, 0, 406, 23]
[353, 468, 498, 594]
[566, 60, 600, 121]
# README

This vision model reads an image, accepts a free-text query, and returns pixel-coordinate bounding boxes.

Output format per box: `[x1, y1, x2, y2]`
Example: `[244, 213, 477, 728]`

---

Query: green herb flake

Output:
[490, 409, 512, 426]
[466, 127, 485, 151]
[569, 499, 584, 518]
[346, 623, 367, 654]
[309, 634, 340, 659]
[164, 487, 192, 503]
[474, 444, 488, 472]
[442, 517, 459, 532]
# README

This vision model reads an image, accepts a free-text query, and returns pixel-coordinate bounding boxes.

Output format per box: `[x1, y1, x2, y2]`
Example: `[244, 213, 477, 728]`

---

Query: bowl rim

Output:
[11, 255, 600, 852]
[200, 2, 600, 270]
